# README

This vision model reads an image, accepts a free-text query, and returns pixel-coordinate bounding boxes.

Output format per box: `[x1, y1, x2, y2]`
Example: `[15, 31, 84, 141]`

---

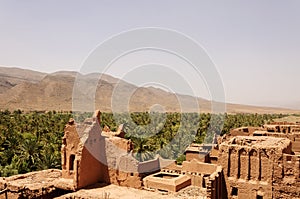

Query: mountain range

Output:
[0, 67, 299, 114]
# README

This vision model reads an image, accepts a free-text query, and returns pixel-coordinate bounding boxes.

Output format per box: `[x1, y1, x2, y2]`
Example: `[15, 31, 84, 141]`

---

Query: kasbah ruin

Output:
[1, 110, 300, 199]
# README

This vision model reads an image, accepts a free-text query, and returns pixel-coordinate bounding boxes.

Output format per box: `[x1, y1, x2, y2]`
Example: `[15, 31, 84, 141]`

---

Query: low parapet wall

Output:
[160, 159, 226, 198]
[182, 160, 218, 175]
[138, 158, 160, 174]
[143, 172, 191, 192]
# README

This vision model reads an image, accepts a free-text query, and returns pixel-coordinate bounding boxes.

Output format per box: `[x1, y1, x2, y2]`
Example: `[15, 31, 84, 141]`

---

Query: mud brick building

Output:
[219, 123, 300, 198]
[60, 110, 173, 190]
[218, 136, 292, 198]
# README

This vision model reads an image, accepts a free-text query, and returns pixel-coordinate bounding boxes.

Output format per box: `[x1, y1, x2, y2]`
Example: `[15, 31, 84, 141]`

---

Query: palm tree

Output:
[131, 136, 154, 162]
[38, 147, 60, 170]
[17, 136, 42, 172]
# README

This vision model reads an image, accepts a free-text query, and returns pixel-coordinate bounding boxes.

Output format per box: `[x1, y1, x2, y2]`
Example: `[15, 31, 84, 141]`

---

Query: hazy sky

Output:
[0, 1, 299, 109]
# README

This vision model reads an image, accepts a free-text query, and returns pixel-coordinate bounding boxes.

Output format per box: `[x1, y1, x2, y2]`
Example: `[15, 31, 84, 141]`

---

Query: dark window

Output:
[257, 195, 263, 199]
[63, 151, 66, 166]
[202, 178, 206, 188]
[243, 128, 249, 133]
[231, 187, 238, 196]
[69, 154, 75, 171]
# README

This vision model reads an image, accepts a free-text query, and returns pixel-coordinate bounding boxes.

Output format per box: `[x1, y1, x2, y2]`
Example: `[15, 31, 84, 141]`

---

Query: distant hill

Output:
[0, 67, 46, 94]
[0, 66, 299, 114]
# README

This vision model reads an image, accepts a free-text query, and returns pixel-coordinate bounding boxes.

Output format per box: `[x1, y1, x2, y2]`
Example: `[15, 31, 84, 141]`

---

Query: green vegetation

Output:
[101, 112, 283, 162]
[0, 110, 71, 177]
[0, 110, 286, 177]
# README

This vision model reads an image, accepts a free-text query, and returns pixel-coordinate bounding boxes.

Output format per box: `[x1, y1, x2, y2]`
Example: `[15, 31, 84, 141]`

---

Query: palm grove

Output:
[0, 110, 285, 177]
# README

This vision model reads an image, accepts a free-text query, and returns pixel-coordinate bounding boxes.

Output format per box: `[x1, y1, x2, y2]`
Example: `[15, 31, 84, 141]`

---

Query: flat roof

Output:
[223, 136, 291, 148]
[0, 169, 62, 191]
[185, 143, 215, 153]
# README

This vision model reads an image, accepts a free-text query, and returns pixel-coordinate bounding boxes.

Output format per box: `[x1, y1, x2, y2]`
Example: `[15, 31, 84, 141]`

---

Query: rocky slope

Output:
[0, 67, 298, 113]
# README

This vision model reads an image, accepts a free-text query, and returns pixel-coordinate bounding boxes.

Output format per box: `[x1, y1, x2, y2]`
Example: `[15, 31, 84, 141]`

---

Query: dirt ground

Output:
[55, 183, 207, 199]
[273, 115, 300, 123]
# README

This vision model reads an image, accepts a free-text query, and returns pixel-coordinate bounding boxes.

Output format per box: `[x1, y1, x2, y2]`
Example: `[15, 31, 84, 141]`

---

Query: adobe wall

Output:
[228, 124, 300, 153]
[138, 158, 160, 174]
[251, 132, 300, 153]
[181, 159, 218, 175]
[76, 140, 106, 189]
[75, 118, 144, 189]
[219, 145, 273, 198]
[263, 123, 300, 133]
[143, 172, 191, 192]
[163, 159, 219, 185]
[293, 137, 300, 152]
[161, 159, 226, 198]
[262, 123, 300, 153]
[101, 135, 143, 188]
[62, 116, 107, 189]
[229, 127, 264, 137]
[209, 146, 219, 164]
[185, 152, 209, 163]
[272, 154, 300, 198]
[207, 166, 227, 199]
[61, 110, 169, 190]
[218, 136, 292, 199]
[184, 143, 215, 163]
[61, 118, 81, 181]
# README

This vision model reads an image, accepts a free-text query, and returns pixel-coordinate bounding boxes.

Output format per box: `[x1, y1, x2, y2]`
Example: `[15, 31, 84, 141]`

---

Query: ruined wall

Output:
[228, 125, 300, 153]
[61, 111, 169, 190]
[219, 145, 273, 198]
[269, 132, 300, 153]
[261, 123, 300, 153]
[272, 154, 300, 198]
[101, 136, 143, 188]
[207, 166, 227, 199]
[61, 119, 81, 181]
[263, 123, 300, 134]
[293, 136, 300, 152]
[76, 137, 106, 189]
[251, 132, 300, 153]
[218, 136, 294, 199]
[63, 116, 107, 189]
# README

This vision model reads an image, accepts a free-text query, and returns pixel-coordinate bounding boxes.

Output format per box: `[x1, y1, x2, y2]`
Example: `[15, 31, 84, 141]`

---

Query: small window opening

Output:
[69, 154, 75, 171]
[231, 187, 238, 196]
[202, 178, 206, 188]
